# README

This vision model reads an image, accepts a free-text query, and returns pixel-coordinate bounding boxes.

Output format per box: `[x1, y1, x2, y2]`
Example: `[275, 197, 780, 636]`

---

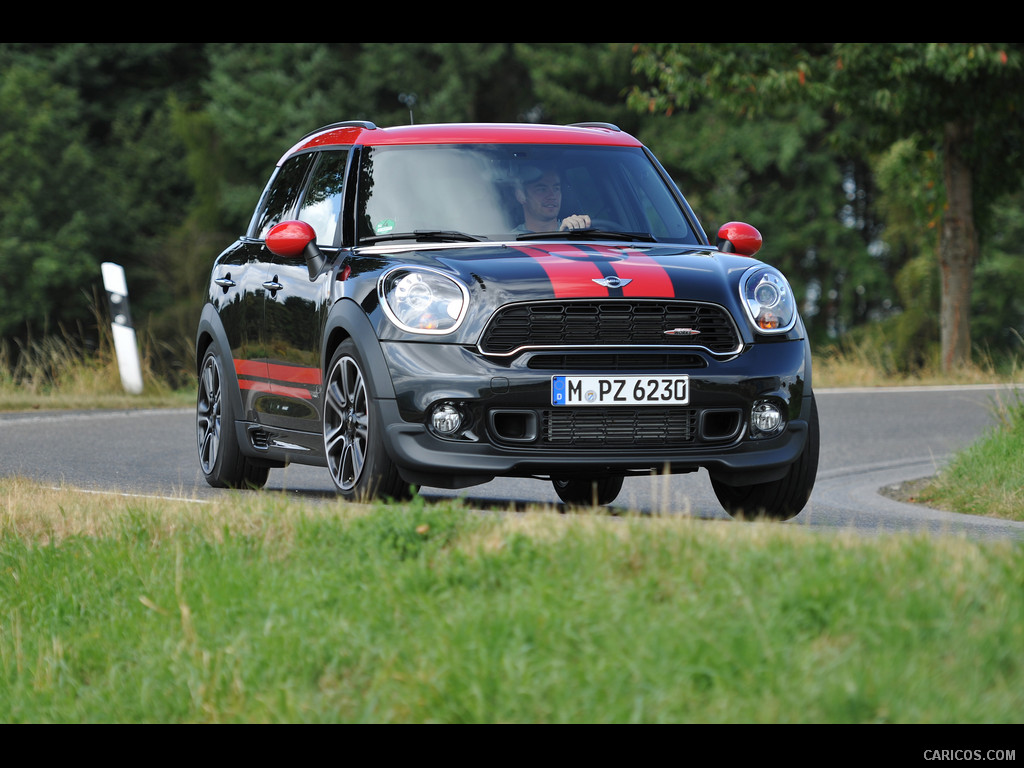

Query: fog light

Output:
[751, 400, 784, 437]
[431, 404, 463, 435]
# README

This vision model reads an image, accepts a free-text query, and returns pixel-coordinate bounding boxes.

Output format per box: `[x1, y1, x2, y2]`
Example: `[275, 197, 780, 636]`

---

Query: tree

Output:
[0, 43, 209, 358]
[515, 43, 641, 128]
[198, 43, 644, 232]
[631, 43, 1024, 370]
[0, 65, 98, 340]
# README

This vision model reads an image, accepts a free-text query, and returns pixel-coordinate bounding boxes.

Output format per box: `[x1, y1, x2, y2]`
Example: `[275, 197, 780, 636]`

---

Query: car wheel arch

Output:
[194, 309, 272, 487]
[320, 298, 397, 401]
[194, 305, 247, 426]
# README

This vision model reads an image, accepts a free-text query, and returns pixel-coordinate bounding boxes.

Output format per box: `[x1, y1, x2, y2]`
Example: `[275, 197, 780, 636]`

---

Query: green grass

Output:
[914, 390, 1024, 522]
[1, 483, 1022, 723]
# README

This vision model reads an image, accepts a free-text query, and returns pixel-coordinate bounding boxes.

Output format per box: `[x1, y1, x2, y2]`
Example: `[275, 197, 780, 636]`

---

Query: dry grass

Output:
[0, 477, 380, 553]
[0, 324, 193, 412]
[813, 341, 1021, 389]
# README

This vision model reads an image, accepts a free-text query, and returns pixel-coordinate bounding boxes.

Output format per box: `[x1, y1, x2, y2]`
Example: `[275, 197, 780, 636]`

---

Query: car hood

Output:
[373, 241, 758, 307]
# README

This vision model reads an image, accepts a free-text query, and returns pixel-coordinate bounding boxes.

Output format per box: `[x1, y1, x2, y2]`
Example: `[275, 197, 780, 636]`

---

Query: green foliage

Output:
[515, 43, 640, 128]
[828, 43, 1024, 223]
[378, 43, 530, 124]
[835, 254, 942, 375]
[873, 137, 945, 247]
[973, 190, 1024, 356]
[630, 43, 830, 118]
[201, 44, 364, 231]
[0, 65, 99, 339]
[632, 42, 1024, 369]
[639, 99, 889, 345]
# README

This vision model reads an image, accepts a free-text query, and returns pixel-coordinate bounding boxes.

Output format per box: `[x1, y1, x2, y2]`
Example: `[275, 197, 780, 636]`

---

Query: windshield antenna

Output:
[399, 93, 417, 124]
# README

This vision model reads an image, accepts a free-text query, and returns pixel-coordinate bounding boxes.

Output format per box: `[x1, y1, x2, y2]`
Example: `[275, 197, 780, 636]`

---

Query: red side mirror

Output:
[716, 222, 762, 257]
[266, 220, 317, 259]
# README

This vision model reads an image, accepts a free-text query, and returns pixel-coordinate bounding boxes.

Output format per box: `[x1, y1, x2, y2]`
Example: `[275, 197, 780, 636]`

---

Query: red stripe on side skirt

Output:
[237, 378, 314, 400]
[235, 359, 319, 400]
[234, 359, 267, 378]
[266, 362, 322, 386]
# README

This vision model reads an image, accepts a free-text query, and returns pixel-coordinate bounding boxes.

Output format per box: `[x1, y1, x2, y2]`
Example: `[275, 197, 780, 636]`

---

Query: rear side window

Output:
[297, 150, 350, 247]
[249, 153, 314, 240]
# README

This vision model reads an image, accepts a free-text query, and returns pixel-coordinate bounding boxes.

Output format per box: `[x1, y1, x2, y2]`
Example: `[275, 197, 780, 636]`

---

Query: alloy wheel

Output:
[324, 354, 369, 491]
[196, 354, 222, 474]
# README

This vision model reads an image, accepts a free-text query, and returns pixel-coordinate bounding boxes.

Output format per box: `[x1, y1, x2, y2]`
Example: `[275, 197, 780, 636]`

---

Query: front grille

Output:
[480, 300, 740, 355]
[542, 408, 698, 447]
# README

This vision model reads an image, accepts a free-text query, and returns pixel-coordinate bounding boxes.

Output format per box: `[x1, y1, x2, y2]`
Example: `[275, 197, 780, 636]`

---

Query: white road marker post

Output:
[100, 262, 144, 395]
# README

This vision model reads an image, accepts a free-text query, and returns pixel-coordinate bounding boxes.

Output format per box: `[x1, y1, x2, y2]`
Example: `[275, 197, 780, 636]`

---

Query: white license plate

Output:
[551, 375, 690, 406]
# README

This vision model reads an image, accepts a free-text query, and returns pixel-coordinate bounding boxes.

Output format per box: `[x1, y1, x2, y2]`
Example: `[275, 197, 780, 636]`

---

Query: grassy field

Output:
[1, 481, 1022, 724]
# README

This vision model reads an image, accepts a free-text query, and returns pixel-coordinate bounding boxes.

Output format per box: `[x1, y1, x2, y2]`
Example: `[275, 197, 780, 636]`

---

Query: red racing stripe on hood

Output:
[514, 244, 609, 297]
[607, 248, 675, 297]
[513, 244, 676, 298]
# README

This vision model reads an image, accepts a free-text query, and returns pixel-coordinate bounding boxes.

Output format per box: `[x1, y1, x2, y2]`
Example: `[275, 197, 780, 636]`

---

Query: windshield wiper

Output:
[516, 229, 657, 243]
[361, 229, 485, 245]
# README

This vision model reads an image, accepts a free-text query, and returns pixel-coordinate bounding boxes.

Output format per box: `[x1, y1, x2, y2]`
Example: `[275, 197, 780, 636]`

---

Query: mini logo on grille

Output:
[664, 328, 701, 336]
[592, 276, 632, 288]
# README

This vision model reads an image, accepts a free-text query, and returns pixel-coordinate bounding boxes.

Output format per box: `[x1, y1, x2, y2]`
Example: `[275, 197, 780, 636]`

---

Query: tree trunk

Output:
[939, 120, 979, 371]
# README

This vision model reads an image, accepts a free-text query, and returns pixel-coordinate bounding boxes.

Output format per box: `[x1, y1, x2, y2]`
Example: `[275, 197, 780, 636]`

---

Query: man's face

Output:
[520, 171, 562, 223]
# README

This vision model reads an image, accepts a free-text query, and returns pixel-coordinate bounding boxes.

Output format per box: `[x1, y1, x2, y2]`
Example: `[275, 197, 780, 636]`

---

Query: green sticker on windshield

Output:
[375, 218, 396, 235]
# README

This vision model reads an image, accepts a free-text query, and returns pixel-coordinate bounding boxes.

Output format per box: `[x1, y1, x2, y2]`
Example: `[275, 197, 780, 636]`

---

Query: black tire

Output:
[196, 344, 270, 489]
[552, 475, 624, 507]
[711, 397, 820, 521]
[323, 340, 413, 502]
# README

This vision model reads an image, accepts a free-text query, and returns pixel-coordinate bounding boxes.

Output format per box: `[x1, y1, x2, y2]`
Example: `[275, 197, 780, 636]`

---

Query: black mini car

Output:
[195, 121, 818, 518]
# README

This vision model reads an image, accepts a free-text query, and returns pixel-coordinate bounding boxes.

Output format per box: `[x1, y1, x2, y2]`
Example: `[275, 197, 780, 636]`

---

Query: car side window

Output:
[298, 150, 350, 247]
[250, 153, 314, 240]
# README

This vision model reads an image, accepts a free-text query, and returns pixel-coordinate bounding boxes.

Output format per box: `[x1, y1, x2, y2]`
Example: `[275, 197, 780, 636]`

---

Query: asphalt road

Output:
[2, 385, 1023, 541]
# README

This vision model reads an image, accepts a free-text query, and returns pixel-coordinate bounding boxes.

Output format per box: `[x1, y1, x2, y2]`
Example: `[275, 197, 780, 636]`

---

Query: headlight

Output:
[740, 266, 797, 334]
[379, 267, 469, 334]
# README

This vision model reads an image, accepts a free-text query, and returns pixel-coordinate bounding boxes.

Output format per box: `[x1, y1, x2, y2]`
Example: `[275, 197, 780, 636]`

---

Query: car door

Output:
[220, 152, 314, 421]
[260, 149, 351, 434]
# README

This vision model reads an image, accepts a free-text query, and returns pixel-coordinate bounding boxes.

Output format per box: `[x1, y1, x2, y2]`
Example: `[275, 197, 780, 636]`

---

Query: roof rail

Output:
[568, 122, 622, 132]
[298, 120, 378, 142]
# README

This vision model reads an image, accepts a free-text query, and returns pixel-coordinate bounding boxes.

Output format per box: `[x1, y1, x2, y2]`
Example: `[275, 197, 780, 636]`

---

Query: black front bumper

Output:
[377, 339, 812, 490]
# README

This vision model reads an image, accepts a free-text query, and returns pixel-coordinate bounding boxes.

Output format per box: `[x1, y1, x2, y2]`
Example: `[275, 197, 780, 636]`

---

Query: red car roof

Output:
[280, 121, 643, 164]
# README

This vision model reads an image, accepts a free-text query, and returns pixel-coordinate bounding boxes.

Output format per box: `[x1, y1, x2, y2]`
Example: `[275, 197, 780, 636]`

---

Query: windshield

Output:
[355, 143, 699, 244]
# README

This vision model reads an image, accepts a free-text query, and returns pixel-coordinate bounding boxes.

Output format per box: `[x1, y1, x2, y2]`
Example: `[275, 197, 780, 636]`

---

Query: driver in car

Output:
[513, 165, 591, 233]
